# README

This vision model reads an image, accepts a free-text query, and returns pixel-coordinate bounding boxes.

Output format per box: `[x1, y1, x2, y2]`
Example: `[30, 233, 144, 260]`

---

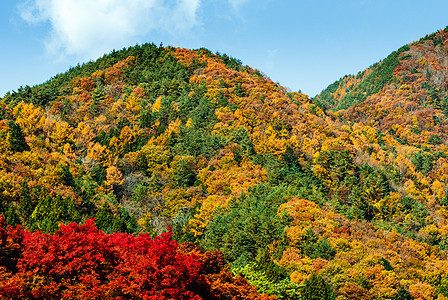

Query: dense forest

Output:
[3, 27, 448, 299]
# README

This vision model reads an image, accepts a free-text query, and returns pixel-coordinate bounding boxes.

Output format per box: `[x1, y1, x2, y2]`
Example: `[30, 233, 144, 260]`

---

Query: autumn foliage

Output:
[4, 27, 448, 299]
[0, 215, 272, 299]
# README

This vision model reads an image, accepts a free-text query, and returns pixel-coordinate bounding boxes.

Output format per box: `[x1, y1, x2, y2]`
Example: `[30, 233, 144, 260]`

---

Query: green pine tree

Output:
[393, 287, 414, 300]
[438, 276, 448, 298]
[5, 206, 20, 226]
[19, 181, 34, 221]
[90, 85, 106, 116]
[30, 195, 80, 233]
[95, 201, 114, 232]
[7, 120, 30, 152]
[61, 164, 75, 187]
[173, 158, 196, 187]
[302, 273, 335, 300]
[257, 249, 287, 283]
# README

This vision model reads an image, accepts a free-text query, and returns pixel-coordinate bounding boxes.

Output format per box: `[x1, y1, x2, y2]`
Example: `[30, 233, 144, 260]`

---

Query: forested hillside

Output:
[3, 28, 448, 299]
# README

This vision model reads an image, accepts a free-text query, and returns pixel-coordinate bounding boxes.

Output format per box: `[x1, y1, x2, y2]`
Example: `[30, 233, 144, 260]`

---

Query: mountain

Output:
[316, 27, 448, 112]
[2, 28, 448, 299]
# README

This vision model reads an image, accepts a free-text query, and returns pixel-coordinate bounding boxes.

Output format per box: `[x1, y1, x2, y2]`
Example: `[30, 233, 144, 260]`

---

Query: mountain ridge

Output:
[316, 26, 448, 113]
[2, 28, 448, 299]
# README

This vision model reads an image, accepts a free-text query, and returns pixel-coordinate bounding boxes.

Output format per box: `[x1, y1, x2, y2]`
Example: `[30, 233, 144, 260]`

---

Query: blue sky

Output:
[1, 0, 448, 97]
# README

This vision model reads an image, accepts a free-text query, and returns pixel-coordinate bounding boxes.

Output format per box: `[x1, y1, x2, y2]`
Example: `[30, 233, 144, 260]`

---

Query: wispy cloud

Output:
[228, 0, 249, 11]
[19, 0, 201, 61]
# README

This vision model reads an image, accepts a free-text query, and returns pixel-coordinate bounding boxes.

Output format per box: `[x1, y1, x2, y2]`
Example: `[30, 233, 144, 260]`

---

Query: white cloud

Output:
[19, 0, 201, 60]
[228, 0, 249, 11]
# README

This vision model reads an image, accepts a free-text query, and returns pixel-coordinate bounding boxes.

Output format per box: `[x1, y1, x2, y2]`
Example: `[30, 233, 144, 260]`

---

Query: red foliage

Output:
[0, 215, 24, 273]
[0, 217, 270, 300]
[333, 225, 351, 237]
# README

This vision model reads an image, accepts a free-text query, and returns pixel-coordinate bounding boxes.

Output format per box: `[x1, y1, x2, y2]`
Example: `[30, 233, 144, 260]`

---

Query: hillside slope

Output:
[316, 27, 448, 113]
[2, 33, 448, 298]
